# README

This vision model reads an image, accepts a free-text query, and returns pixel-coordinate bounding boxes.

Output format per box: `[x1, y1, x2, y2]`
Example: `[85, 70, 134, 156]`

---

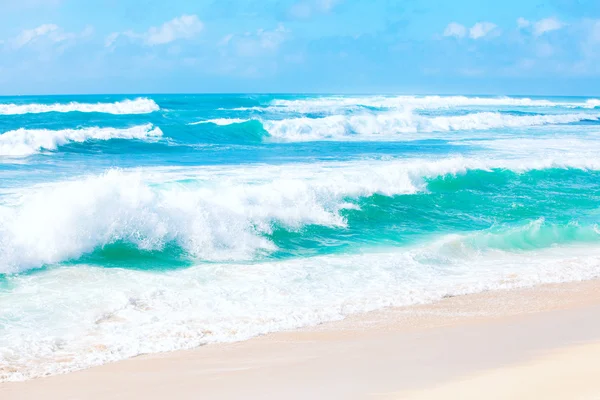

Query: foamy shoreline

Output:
[3, 279, 600, 399]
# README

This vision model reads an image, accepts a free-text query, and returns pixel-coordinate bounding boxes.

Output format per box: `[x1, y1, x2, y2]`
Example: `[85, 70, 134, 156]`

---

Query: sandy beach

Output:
[3, 279, 600, 399]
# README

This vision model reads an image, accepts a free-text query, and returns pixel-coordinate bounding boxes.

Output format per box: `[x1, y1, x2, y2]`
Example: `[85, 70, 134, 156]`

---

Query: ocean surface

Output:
[1, 93, 600, 380]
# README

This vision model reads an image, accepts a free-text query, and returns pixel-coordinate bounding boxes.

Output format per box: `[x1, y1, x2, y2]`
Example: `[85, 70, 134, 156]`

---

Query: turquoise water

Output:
[1, 94, 600, 380]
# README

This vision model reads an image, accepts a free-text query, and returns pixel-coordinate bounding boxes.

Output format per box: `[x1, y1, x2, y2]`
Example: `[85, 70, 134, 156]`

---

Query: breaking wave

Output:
[0, 124, 163, 156]
[261, 95, 600, 113]
[260, 111, 599, 141]
[1, 156, 600, 274]
[0, 98, 159, 115]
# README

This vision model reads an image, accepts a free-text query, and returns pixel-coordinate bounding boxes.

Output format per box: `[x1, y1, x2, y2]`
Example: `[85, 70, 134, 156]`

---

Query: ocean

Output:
[1, 93, 600, 380]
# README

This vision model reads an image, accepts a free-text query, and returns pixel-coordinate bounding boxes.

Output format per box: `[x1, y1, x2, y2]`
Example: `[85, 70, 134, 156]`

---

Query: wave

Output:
[4, 229, 600, 381]
[261, 111, 599, 141]
[463, 219, 600, 251]
[0, 124, 163, 156]
[2, 157, 600, 274]
[0, 98, 159, 115]
[188, 118, 249, 126]
[261, 96, 600, 113]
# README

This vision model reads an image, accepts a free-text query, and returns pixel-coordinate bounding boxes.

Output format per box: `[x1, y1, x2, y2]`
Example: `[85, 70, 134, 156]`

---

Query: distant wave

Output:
[0, 98, 159, 115]
[265, 96, 600, 113]
[188, 118, 250, 126]
[261, 111, 599, 141]
[0, 124, 162, 156]
[2, 156, 600, 274]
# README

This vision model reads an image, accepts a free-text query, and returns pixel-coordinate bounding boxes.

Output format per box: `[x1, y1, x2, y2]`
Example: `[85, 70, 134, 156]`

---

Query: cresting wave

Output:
[2, 157, 600, 274]
[262, 95, 600, 113]
[0, 98, 159, 115]
[260, 111, 599, 141]
[0, 124, 163, 156]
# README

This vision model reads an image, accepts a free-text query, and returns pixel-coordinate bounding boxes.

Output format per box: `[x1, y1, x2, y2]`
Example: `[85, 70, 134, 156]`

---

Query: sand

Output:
[3, 279, 600, 399]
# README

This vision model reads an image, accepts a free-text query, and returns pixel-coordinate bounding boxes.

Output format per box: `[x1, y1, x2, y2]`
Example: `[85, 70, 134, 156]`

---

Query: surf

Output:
[0, 98, 159, 115]
[0, 124, 163, 156]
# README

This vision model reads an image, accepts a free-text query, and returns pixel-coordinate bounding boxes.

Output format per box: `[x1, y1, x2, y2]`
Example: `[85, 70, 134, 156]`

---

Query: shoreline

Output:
[3, 279, 600, 399]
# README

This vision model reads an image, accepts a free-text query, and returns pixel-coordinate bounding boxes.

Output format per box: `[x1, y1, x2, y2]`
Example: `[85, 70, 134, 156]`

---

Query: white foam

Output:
[583, 99, 600, 108]
[3, 157, 600, 380]
[1, 156, 600, 275]
[188, 118, 249, 126]
[262, 111, 598, 141]
[2, 241, 600, 381]
[0, 98, 159, 115]
[265, 95, 600, 113]
[0, 124, 163, 156]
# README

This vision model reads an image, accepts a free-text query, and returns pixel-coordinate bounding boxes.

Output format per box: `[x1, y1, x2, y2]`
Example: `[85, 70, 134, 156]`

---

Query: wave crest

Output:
[265, 95, 600, 113]
[0, 124, 163, 156]
[0, 98, 159, 115]
[2, 157, 600, 274]
[261, 111, 598, 141]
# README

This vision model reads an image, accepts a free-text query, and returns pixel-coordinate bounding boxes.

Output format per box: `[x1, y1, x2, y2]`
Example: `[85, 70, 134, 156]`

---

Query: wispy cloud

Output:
[469, 22, 498, 39]
[106, 15, 203, 48]
[517, 17, 530, 29]
[443, 21, 497, 39]
[4, 24, 92, 50]
[146, 15, 203, 45]
[219, 24, 288, 57]
[443, 22, 467, 38]
[12, 24, 68, 48]
[533, 17, 564, 36]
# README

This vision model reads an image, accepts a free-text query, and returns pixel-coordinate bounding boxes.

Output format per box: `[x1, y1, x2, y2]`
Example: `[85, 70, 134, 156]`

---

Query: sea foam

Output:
[261, 111, 599, 141]
[3, 237, 600, 381]
[0, 124, 163, 156]
[0, 98, 159, 115]
[2, 157, 600, 274]
[265, 95, 600, 113]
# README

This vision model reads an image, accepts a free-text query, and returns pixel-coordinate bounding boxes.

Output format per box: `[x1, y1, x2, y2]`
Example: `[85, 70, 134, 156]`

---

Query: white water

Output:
[2, 241, 600, 381]
[0, 98, 159, 115]
[263, 95, 600, 113]
[261, 111, 598, 141]
[0, 124, 163, 156]
[1, 156, 600, 275]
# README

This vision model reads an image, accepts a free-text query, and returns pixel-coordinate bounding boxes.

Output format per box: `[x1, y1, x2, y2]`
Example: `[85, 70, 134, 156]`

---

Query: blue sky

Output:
[1, 0, 599, 95]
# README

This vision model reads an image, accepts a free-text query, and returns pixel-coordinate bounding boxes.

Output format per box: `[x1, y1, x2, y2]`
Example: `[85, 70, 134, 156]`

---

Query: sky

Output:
[1, 0, 600, 95]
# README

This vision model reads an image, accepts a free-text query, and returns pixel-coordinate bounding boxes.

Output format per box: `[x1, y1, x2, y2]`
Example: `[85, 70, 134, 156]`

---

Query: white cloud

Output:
[104, 32, 121, 48]
[222, 24, 289, 57]
[443, 22, 467, 38]
[146, 15, 203, 45]
[217, 33, 234, 47]
[517, 17, 530, 29]
[106, 14, 203, 48]
[254, 25, 288, 50]
[13, 24, 62, 48]
[533, 17, 564, 36]
[5, 24, 91, 50]
[469, 22, 497, 39]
